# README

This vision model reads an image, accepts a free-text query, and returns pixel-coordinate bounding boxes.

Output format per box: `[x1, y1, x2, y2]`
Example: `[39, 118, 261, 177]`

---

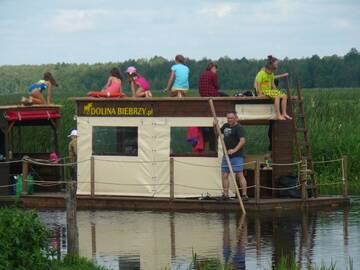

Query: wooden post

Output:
[255, 160, 260, 204]
[301, 158, 308, 201]
[255, 213, 261, 264]
[90, 156, 95, 198]
[66, 181, 79, 255]
[170, 157, 174, 200]
[170, 212, 176, 258]
[22, 157, 29, 195]
[91, 222, 97, 262]
[342, 155, 348, 197]
[209, 99, 246, 215]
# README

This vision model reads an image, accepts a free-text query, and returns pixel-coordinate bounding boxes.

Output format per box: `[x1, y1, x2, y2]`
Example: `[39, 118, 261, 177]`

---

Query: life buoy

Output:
[87, 91, 125, 98]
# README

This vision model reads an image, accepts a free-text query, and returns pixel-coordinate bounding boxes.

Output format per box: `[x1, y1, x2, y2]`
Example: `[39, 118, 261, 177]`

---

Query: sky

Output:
[0, 0, 359, 65]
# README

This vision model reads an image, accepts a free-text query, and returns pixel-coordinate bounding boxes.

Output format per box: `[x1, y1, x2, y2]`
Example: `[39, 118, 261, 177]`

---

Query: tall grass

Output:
[302, 89, 360, 194]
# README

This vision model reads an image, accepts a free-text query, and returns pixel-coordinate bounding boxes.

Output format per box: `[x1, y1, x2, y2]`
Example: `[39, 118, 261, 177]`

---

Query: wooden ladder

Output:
[285, 78, 317, 197]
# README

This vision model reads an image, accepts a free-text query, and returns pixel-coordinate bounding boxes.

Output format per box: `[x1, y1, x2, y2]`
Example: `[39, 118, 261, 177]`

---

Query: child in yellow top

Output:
[255, 56, 292, 120]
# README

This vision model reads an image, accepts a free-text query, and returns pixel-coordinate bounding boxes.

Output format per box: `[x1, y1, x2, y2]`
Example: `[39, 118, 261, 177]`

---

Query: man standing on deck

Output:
[214, 112, 248, 201]
[68, 129, 77, 181]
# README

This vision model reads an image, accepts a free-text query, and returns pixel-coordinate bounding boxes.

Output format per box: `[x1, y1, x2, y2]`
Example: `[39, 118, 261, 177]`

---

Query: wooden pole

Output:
[170, 157, 174, 200]
[91, 222, 97, 262]
[342, 155, 348, 197]
[66, 181, 79, 255]
[90, 156, 95, 198]
[255, 213, 261, 264]
[208, 99, 246, 215]
[21, 157, 29, 195]
[255, 160, 260, 204]
[301, 158, 308, 201]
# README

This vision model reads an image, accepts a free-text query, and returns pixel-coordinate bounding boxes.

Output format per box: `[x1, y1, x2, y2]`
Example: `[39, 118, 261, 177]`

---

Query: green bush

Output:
[50, 255, 108, 270]
[0, 207, 107, 270]
[0, 207, 53, 270]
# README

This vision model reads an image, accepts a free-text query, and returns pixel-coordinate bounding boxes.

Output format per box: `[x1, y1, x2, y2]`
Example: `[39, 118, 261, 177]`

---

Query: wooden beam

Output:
[255, 160, 260, 204]
[66, 181, 79, 255]
[90, 156, 95, 198]
[209, 99, 246, 215]
[21, 159, 29, 195]
[170, 158, 174, 200]
[342, 156, 348, 197]
[301, 158, 308, 201]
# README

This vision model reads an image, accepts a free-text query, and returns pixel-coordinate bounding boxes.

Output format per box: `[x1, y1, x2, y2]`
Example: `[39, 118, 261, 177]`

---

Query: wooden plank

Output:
[271, 120, 294, 197]
[209, 99, 246, 214]
[71, 96, 282, 102]
[0, 104, 61, 110]
[90, 156, 95, 198]
[66, 181, 79, 255]
[75, 98, 277, 118]
[21, 159, 29, 195]
[342, 156, 348, 197]
[170, 158, 174, 200]
[255, 160, 260, 203]
[14, 194, 351, 212]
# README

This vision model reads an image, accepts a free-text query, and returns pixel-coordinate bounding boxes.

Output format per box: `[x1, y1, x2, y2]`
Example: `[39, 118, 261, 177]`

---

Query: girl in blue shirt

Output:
[165, 55, 189, 97]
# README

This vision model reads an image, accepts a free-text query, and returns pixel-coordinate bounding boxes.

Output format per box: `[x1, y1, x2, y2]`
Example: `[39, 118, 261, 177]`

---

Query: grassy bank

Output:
[0, 87, 359, 194]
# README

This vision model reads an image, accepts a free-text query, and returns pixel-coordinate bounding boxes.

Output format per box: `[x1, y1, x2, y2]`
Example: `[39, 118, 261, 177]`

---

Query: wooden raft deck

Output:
[0, 194, 350, 212]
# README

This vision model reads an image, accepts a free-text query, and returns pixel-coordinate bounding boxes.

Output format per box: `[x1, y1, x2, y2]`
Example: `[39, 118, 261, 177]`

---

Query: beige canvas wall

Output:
[77, 117, 231, 198]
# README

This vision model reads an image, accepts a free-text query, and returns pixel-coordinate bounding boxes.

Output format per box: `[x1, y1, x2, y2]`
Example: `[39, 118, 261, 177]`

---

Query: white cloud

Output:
[332, 19, 352, 30]
[199, 3, 239, 18]
[51, 9, 109, 32]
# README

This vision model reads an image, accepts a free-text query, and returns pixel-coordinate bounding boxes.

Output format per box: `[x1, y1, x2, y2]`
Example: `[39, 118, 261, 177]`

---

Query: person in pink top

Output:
[101, 67, 124, 96]
[126, 66, 152, 98]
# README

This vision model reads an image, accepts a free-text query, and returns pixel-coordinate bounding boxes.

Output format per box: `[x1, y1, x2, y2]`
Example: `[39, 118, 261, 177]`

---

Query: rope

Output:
[25, 157, 90, 167]
[0, 159, 24, 164]
[24, 179, 256, 191]
[312, 158, 343, 164]
[174, 159, 256, 168]
[174, 183, 255, 191]
[260, 184, 301, 191]
[94, 158, 169, 164]
[271, 161, 302, 166]
[92, 181, 170, 186]
[316, 181, 343, 186]
[0, 184, 16, 189]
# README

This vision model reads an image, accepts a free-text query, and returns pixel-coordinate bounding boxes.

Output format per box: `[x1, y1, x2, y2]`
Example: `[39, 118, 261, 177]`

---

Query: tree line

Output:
[0, 48, 359, 95]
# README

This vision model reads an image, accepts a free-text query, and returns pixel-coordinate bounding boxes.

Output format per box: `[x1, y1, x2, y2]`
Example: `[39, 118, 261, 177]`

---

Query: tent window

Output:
[92, 127, 138, 156]
[170, 127, 217, 157]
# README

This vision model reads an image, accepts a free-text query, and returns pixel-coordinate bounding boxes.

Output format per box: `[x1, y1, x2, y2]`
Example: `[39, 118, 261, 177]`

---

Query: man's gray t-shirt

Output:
[220, 123, 245, 158]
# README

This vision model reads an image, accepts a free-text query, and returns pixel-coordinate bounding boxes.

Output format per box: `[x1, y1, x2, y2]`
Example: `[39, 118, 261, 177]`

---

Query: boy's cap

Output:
[68, 129, 78, 137]
[126, 66, 137, 75]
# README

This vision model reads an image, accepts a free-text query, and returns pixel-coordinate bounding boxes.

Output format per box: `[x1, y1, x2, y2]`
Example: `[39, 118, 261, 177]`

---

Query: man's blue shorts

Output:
[221, 156, 244, 174]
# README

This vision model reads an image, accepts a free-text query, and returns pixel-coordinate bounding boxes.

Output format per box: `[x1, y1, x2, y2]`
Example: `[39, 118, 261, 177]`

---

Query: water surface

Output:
[39, 197, 360, 269]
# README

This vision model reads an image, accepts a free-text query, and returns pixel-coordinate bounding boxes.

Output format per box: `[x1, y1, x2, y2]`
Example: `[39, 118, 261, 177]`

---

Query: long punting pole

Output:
[209, 99, 246, 215]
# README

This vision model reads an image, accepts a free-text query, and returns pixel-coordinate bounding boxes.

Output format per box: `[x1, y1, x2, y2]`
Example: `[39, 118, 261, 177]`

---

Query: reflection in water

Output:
[39, 201, 360, 270]
[223, 213, 246, 269]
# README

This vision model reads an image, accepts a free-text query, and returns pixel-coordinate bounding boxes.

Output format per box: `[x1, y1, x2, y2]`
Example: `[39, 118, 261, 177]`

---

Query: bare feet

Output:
[284, 114, 293, 120]
[21, 97, 33, 106]
[277, 115, 286, 120]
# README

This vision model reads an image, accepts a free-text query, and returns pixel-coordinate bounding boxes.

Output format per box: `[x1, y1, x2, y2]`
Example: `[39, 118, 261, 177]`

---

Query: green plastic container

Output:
[16, 175, 33, 195]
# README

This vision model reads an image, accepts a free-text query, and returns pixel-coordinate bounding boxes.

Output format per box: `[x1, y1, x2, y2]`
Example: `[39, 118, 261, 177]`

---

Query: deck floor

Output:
[0, 193, 351, 212]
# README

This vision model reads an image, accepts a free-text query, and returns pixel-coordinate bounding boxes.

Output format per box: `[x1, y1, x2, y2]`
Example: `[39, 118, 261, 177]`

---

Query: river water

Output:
[39, 197, 360, 270]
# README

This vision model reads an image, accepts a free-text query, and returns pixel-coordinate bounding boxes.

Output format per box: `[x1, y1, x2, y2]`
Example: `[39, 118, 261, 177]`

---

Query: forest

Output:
[0, 48, 359, 96]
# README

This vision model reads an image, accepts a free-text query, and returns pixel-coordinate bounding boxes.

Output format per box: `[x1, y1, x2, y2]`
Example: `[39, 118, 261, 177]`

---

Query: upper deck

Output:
[73, 96, 296, 124]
